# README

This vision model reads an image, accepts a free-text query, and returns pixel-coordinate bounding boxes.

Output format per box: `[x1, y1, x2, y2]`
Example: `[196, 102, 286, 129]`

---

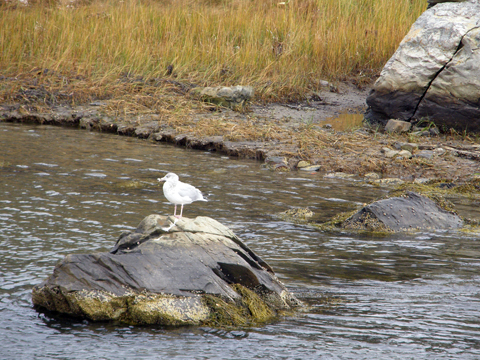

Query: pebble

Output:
[396, 150, 413, 159]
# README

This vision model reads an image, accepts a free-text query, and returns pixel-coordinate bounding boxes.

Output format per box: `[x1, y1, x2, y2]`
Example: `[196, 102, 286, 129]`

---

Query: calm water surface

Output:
[1, 123, 479, 359]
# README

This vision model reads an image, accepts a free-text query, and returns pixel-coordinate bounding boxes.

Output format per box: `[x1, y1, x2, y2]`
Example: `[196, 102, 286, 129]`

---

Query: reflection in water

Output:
[324, 112, 364, 131]
[1, 123, 480, 359]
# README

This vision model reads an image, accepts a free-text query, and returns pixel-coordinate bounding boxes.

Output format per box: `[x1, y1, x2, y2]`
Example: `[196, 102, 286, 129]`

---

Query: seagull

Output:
[158, 172, 207, 218]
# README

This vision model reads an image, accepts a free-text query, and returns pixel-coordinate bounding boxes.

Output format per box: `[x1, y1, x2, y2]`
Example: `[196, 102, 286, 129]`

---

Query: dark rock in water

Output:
[343, 192, 463, 232]
[32, 215, 300, 326]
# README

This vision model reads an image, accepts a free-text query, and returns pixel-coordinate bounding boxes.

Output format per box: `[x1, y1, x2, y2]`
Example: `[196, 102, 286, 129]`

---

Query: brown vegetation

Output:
[1, 0, 425, 101]
[4, 0, 479, 182]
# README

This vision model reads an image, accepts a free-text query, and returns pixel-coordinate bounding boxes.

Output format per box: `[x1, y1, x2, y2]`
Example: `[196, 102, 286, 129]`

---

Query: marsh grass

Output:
[1, 0, 425, 102]
[1, 0, 438, 176]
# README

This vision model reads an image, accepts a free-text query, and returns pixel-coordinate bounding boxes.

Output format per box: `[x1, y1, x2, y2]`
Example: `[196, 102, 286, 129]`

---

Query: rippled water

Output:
[1, 122, 480, 359]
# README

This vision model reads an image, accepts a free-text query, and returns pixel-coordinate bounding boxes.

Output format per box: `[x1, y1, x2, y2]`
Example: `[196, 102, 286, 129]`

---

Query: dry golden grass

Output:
[1, 0, 425, 102]
[9, 0, 470, 181]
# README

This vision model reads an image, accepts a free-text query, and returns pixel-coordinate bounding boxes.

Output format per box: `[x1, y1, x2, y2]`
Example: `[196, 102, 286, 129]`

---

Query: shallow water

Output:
[1, 122, 480, 359]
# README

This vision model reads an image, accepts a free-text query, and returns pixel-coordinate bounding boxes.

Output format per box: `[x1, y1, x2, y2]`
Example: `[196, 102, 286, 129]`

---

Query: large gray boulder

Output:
[32, 215, 300, 326]
[342, 192, 463, 232]
[366, 1, 480, 131]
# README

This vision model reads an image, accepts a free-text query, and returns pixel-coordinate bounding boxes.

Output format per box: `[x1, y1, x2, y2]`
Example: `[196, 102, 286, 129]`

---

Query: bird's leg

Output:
[174, 204, 182, 219]
[173, 204, 177, 217]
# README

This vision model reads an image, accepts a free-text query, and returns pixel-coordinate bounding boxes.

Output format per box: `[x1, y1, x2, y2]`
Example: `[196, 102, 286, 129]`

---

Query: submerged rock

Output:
[342, 191, 463, 232]
[32, 215, 300, 326]
[263, 155, 290, 171]
[276, 207, 314, 224]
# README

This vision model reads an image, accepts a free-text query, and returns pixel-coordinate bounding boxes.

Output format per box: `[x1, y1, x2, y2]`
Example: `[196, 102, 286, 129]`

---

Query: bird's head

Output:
[158, 172, 179, 183]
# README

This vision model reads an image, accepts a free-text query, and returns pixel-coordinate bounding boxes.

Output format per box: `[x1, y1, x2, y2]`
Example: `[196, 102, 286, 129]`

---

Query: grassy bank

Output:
[1, 0, 425, 103]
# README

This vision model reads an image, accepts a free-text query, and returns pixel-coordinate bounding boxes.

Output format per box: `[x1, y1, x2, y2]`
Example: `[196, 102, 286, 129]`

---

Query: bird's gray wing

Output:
[177, 181, 204, 201]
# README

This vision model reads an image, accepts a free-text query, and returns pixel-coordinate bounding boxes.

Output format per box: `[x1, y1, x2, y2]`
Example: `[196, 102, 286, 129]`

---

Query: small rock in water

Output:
[297, 160, 311, 168]
[264, 156, 289, 171]
[342, 192, 463, 232]
[299, 165, 321, 172]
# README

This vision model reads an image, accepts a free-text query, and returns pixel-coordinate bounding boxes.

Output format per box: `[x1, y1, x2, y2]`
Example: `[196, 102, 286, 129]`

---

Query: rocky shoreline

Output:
[1, 81, 479, 182]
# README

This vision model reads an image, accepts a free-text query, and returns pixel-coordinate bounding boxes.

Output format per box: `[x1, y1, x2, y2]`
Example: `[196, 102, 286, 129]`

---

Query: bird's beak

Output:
[158, 176, 166, 182]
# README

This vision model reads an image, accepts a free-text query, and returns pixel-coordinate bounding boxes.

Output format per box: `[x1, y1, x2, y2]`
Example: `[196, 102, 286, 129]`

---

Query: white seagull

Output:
[158, 172, 207, 218]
